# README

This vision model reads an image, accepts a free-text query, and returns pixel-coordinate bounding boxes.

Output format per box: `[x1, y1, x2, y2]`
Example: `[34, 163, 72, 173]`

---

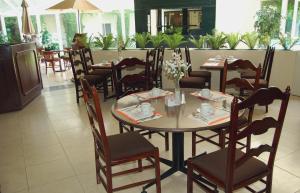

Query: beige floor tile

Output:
[26, 158, 75, 188]
[275, 149, 300, 177]
[28, 177, 84, 193]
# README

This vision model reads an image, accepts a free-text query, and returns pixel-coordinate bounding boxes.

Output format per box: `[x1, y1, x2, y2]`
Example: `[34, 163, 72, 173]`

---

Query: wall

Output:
[92, 49, 300, 96]
[215, 0, 261, 33]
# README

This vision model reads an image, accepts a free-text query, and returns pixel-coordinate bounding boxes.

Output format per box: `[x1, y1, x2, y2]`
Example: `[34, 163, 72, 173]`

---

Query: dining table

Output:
[111, 88, 242, 191]
[200, 57, 238, 91]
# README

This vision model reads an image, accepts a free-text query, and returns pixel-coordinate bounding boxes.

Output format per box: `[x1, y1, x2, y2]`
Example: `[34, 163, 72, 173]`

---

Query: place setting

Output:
[190, 88, 231, 101]
[131, 87, 173, 101]
[116, 101, 162, 124]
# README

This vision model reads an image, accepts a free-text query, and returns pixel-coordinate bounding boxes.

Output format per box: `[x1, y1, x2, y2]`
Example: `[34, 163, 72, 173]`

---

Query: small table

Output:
[200, 59, 225, 91]
[111, 88, 238, 190]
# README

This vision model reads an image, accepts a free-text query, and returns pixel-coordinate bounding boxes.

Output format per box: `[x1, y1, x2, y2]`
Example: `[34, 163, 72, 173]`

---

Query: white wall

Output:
[215, 0, 261, 33]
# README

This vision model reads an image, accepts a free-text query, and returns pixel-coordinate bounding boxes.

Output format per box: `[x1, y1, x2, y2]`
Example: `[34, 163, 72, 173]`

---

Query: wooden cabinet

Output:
[0, 43, 43, 113]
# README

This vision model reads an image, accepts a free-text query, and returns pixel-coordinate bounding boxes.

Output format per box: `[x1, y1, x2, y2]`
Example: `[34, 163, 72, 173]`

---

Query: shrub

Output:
[279, 32, 299, 50]
[134, 32, 150, 49]
[206, 30, 227, 49]
[226, 33, 241, 50]
[242, 32, 259, 49]
[150, 32, 164, 48]
[93, 33, 114, 50]
[163, 33, 186, 49]
[189, 35, 206, 49]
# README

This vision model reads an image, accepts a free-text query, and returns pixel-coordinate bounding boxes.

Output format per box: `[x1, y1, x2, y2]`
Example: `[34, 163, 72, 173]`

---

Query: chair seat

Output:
[247, 79, 268, 88]
[84, 74, 107, 83]
[189, 70, 211, 78]
[179, 77, 206, 89]
[88, 69, 112, 77]
[108, 132, 156, 161]
[191, 148, 269, 187]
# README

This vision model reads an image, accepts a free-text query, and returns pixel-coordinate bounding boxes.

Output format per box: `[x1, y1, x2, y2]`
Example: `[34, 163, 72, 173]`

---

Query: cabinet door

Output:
[15, 49, 41, 96]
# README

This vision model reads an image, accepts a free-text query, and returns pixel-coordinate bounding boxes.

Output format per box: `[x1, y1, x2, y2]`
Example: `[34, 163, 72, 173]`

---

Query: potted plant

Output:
[149, 32, 164, 48]
[242, 32, 259, 50]
[134, 32, 150, 49]
[278, 32, 299, 50]
[93, 33, 115, 50]
[206, 30, 227, 50]
[226, 33, 241, 50]
[189, 35, 206, 49]
[163, 33, 186, 50]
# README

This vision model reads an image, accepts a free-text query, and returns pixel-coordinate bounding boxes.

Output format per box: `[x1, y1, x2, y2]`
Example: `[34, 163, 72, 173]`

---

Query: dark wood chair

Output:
[42, 50, 62, 74]
[192, 59, 261, 156]
[80, 79, 161, 193]
[153, 47, 165, 88]
[185, 46, 211, 88]
[242, 46, 275, 113]
[175, 48, 208, 89]
[59, 48, 72, 70]
[81, 47, 112, 100]
[187, 86, 290, 193]
[68, 50, 109, 103]
[112, 55, 169, 151]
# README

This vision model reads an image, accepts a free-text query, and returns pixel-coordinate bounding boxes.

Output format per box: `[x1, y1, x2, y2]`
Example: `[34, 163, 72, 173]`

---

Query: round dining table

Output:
[111, 88, 236, 190]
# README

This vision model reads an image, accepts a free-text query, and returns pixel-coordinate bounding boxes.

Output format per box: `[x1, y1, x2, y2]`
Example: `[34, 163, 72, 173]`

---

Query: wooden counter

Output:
[0, 42, 43, 113]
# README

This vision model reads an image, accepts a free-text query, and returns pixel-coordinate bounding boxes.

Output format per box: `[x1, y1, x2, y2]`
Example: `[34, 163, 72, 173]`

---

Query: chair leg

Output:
[154, 150, 161, 193]
[164, 132, 169, 151]
[246, 135, 251, 152]
[75, 85, 80, 103]
[219, 130, 226, 149]
[52, 61, 55, 73]
[103, 80, 108, 101]
[119, 122, 124, 133]
[187, 160, 193, 193]
[106, 166, 113, 193]
[138, 159, 143, 172]
[192, 132, 196, 157]
[266, 173, 273, 193]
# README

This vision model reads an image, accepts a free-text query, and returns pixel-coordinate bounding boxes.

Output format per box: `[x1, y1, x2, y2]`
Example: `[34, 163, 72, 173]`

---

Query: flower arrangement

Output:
[164, 52, 190, 89]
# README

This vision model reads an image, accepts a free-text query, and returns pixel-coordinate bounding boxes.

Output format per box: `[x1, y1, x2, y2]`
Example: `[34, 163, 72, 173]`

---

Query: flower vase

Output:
[174, 79, 181, 105]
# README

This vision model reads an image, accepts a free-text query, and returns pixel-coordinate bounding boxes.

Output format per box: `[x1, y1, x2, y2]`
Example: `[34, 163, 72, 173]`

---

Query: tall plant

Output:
[150, 32, 164, 48]
[189, 35, 206, 49]
[242, 32, 259, 50]
[258, 34, 271, 48]
[134, 32, 150, 49]
[254, 6, 282, 38]
[206, 30, 226, 50]
[0, 32, 8, 44]
[226, 33, 241, 50]
[93, 33, 114, 50]
[163, 33, 186, 49]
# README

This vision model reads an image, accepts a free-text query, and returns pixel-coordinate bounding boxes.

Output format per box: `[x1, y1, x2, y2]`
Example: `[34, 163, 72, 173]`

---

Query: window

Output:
[102, 23, 112, 35]
[4, 17, 20, 43]
[188, 9, 202, 30]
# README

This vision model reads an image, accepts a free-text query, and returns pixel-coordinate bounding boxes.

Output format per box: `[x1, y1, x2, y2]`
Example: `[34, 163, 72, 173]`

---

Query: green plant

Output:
[93, 33, 114, 50]
[117, 35, 133, 50]
[0, 32, 8, 44]
[150, 32, 164, 48]
[254, 6, 282, 38]
[189, 35, 206, 49]
[163, 33, 186, 49]
[258, 34, 271, 48]
[226, 33, 241, 50]
[61, 13, 77, 47]
[206, 30, 227, 49]
[242, 32, 259, 49]
[279, 32, 299, 50]
[134, 32, 150, 49]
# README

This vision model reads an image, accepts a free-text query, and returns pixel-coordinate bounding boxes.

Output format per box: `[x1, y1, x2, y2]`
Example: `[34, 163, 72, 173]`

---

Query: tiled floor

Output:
[1, 69, 300, 193]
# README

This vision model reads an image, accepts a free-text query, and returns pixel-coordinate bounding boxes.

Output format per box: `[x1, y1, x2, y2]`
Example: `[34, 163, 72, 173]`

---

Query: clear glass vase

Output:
[174, 79, 181, 104]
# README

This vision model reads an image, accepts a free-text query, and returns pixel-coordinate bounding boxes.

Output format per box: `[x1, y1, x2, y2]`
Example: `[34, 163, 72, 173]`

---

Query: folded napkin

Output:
[190, 91, 230, 101]
[133, 89, 173, 101]
[117, 105, 162, 124]
[202, 62, 220, 66]
[188, 108, 230, 126]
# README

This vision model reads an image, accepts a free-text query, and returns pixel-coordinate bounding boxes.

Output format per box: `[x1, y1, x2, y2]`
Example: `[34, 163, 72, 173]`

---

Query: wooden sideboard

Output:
[0, 43, 43, 113]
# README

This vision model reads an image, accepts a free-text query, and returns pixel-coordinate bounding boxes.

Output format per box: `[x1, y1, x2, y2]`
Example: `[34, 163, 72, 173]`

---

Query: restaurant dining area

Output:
[1, 0, 300, 193]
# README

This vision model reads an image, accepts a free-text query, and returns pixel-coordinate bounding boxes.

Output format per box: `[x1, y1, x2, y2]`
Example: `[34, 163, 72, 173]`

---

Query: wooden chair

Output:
[175, 48, 208, 89]
[59, 48, 72, 70]
[242, 46, 275, 113]
[80, 79, 161, 193]
[192, 59, 261, 156]
[42, 50, 62, 74]
[187, 86, 290, 193]
[153, 47, 165, 88]
[68, 50, 109, 103]
[81, 47, 112, 100]
[185, 46, 212, 88]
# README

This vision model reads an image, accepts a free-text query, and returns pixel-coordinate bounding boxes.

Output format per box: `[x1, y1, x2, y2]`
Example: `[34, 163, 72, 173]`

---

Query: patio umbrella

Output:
[21, 0, 35, 34]
[47, 0, 101, 33]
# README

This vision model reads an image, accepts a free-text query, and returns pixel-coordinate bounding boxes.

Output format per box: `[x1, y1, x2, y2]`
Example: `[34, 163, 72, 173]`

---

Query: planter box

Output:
[92, 48, 300, 96]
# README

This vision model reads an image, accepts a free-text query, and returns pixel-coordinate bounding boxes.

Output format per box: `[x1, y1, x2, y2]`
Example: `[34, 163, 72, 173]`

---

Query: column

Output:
[55, 13, 63, 49]
[280, 0, 288, 34]
[291, 0, 299, 37]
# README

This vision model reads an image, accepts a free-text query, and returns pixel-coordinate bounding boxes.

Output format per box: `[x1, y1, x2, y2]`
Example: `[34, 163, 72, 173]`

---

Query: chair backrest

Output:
[112, 57, 151, 99]
[42, 51, 56, 61]
[185, 46, 192, 74]
[264, 47, 275, 83]
[68, 50, 85, 84]
[221, 59, 261, 94]
[226, 86, 290, 190]
[81, 47, 95, 74]
[147, 48, 157, 77]
[80, 78, 111, 163]
[154, 47, 165, 79]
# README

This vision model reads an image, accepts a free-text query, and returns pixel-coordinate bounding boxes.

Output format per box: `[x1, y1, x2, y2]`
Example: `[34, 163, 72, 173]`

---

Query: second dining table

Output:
[111, 88, 240, 191]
